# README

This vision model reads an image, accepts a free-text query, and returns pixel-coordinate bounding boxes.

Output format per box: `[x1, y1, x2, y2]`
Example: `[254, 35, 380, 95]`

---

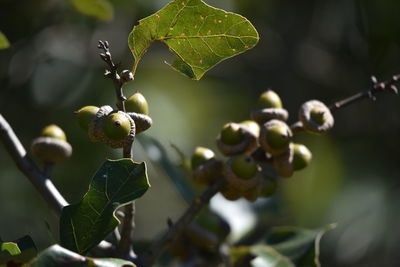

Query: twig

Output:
[98, 41, 136, 260]
[98, 40, 127, 112]
[137, 177, 225, 267]
[0, 114, 68, 213]
[291, 74, 400, 131]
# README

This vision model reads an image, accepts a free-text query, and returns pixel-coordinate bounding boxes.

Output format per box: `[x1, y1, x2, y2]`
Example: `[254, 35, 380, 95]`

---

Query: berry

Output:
[230, 155, 257, 180]
[191, 147, 215, 170]
[103, 113, 131, 140]
[220, 123, 244, 145]
[125, 92, 149, 115]
[76, 106, 99, 131]
[41, 124, 67, 141]
[257, 90, 283, 109]
[293, 143, 312, 170]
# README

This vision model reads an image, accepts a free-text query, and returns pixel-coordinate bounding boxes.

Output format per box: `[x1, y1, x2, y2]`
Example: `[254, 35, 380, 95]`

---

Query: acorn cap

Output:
[88, 106, 135, 148]
[216, 125, 258, 156]
[260, 119, 293, 156]
[126, 112, 152, 134]
[298, 100, 334, 134]
[242, 183, 263, 202]
[220, 184, 242, 201]
[191, 159, 223, 185]
[251, 108, 289, 125]
[273, 144, 294, 178]
[223, 157, 263, 192]
[31, 137, 72, 163]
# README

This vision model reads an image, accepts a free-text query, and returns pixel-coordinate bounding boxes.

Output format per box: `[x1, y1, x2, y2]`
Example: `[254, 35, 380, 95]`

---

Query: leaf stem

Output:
[137, 177, 225, 267]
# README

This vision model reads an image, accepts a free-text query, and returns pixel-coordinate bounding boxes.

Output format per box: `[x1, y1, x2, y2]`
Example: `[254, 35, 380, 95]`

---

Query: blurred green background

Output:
[1, 0, 400, 266]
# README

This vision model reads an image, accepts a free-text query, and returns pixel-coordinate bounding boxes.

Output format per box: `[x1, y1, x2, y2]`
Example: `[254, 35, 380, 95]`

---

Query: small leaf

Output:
[29, 245, 135, 267]
[230, 246, 294, 267]
[67, 0, 114, 21]
[250, 246, 295, 267]
[60, 159, 150, 255]
[128, 0, 259, 80]
[0, 32, 10, 50]
[266, 224, 337, 266]
[0, 235, 37, 265]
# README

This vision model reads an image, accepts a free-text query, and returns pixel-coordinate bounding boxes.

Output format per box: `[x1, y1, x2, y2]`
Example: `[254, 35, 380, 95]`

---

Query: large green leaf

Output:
[0, 32, 10, 50]
[29, 245, 135, 267]
[67, 0, 113, 21]
[128, 0, 259, 80]
[60, 159, 150, 255]
[0, 235, 37, 266]
[265, 224, 337, 266]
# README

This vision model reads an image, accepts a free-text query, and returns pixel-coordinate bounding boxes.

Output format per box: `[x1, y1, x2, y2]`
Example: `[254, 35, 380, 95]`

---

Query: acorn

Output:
[260, 120, 293, 156]
[75, 105, 99, 131]
[298, 100, 334, 134]
[239, 120, 260, 138]
[216, 122, 258, 156]
[125, 92, 152, 134]
[31, 125, 72, 163]
[191, 147, 223, 185]
[221, 155, 263, 201]
[273, 144, 294, 178]
[88, 106, 135, 148]
[292, 143, 312, 171]
[251, 90, 289, 124]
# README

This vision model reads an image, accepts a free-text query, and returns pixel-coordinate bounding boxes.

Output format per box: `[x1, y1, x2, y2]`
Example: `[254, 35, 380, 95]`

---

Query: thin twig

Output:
[137, 177, 225, 267]
[0, 114, 68, 213]
[98, 40, 127, 112]
[291, 74, 400, 131]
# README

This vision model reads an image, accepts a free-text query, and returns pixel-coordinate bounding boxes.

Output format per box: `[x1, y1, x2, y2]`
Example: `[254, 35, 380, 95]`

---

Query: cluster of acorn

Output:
[75, 92, 152, 148]
[29, 92, 151, 164]
[190, 90, 334, 202]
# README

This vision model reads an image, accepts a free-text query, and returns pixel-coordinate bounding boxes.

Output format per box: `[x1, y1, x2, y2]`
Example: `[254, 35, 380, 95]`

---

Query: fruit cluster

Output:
[191, 90, 334, 201]
[75, 92, 152, 148]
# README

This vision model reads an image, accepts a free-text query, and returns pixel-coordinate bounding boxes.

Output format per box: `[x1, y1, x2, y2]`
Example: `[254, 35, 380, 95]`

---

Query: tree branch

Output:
[0, 114, 68, 213]
[137, 177, 225, 267]
[291, 74, 400, 132]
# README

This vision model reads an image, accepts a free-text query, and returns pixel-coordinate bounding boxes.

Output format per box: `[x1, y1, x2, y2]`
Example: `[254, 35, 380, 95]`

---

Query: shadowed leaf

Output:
[67, 0, 113, 21]
[60, 159, 150, 255]
[128, 0, 259, 80]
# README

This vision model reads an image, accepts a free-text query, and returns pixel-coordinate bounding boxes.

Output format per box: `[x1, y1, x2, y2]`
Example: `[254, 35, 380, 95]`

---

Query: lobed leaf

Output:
[67, 0, 114, 21]
[128, 0, 259, 80]
[29, 245, 135, 267]
[60, 159, 150, 255]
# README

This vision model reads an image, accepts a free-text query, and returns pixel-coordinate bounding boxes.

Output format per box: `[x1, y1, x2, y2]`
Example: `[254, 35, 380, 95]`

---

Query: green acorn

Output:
[220, 123, 244, 145]
[257, 90, 283, 109]
[103, 112, 132, 140]
[125, 92, 149, 115]
[292, 143, 312, 170]
[41, 124, 67, 141]
[191, 147, 215, 170]
[76, 106, 99, 131]
[230, 155, 258, 180]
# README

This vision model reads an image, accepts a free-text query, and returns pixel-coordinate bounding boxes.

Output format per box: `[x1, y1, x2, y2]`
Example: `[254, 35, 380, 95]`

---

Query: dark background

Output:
[1, 0, 400, 266]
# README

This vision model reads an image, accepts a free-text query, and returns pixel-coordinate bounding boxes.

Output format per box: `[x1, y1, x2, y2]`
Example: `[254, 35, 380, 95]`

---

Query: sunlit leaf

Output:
[128, 0, 259, 80]
[60, 159, 150, 255]
[0, 235, 37, 265]
[0, 32, 10, 50]
[29, 245, 135, 267]
[230, 245, 294, 267]
[67, 0, 114, 21]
